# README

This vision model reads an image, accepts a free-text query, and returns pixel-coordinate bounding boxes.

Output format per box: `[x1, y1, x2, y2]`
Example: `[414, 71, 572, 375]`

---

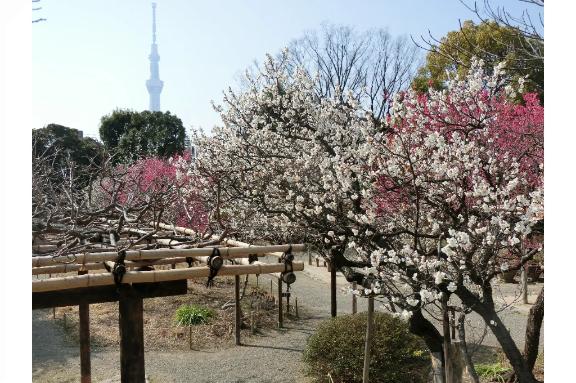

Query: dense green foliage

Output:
[99, 109, 187, 163]
[174, 305, 216, 326]
[32, 123, 105, 188]
[412, 20, 543, 102]
[303, 312, 429, 383]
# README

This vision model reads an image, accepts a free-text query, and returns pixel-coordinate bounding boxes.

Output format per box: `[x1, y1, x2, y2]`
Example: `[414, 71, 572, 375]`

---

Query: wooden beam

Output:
[33, 262, 304, 293]
[32, 244, 305, 267]
[119, 285, 145, 383]
[33, 280, 188, 309]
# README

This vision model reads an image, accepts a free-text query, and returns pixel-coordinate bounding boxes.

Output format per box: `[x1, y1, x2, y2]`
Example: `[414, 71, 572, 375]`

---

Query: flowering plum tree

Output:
[192, 53, 543, 382]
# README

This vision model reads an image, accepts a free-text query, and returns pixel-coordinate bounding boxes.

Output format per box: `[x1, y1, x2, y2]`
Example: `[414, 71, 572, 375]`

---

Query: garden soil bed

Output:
[43, 275, 279, 351]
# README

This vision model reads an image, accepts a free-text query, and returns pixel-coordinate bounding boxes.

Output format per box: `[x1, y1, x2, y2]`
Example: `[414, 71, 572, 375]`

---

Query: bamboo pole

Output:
[234, 257, 285, 280]
[33, 262, 304, 293]
[32, 244, 305, 267]
[32, 257, 194, 275]
[152, 222, 288, 257]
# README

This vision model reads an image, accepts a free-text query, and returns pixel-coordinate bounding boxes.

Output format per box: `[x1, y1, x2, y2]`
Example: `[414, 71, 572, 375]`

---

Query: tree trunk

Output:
[457, 287, 536, 383]
[457, 313, 480, 383]
[523, 287, 544, 372]
[409, 309, 445, 382]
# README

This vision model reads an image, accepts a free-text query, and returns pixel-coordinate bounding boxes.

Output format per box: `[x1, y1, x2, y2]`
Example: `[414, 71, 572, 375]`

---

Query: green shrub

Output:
[475, 363, 510, 383]
[303, 312, 429, 383]
[174, 304, 215, 326]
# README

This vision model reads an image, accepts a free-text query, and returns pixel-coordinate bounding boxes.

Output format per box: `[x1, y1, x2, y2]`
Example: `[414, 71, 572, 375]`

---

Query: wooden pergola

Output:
[32, 222, 305, 383]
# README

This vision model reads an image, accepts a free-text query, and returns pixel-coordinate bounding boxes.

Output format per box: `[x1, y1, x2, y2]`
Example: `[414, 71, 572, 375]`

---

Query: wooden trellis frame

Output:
[33, 222, 305, 383]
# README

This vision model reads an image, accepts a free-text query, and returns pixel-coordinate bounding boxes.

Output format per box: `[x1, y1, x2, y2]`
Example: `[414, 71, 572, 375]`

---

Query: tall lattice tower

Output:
[146, 2, 163, 111]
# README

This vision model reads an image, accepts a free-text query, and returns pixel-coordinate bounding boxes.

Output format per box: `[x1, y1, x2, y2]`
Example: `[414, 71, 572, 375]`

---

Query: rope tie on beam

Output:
[281, 245, 296, 285]
[248, 253, 258, 264]
[104, 250, 127, 287]
[186, 257, 194, 267]
[206, 247, 223, 287]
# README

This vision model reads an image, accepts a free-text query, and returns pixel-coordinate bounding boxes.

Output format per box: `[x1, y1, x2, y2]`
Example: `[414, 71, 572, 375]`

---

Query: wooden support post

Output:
[286, 290, 290, 315]
[315, 258, 319, 267]
[250, 311, 255, 334]
[235, 275, 241, 345]
[78, 270, 91, 383]
[362, 296, 375, 383]
[521, 264, 528, 304]
[308, 247, 312, 266]
[330, 263, 337, 317]
[270, 279, 273, 297]
[52, 307, 56, 319]
[171, 263, 176, 269]
[450, 308, 456, 340]
[442, 298, 453, 383]
[119, 286, 145, 383]
[189, 326, 192, 350]
[277, 278, 283, 328]
[352, 282, 358, 314]
[295, 297, 299, 318]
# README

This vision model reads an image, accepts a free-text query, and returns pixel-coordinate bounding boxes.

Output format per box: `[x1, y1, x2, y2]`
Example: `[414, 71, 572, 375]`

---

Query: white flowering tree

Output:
[191, 53, 543, 382]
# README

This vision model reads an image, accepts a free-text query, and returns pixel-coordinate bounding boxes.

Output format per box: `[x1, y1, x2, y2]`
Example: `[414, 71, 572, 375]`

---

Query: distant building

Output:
[146, 2, 163, 111]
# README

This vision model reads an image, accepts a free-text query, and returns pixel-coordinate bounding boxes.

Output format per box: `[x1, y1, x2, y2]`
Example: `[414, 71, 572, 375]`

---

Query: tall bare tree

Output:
[285, 24, 421, 119]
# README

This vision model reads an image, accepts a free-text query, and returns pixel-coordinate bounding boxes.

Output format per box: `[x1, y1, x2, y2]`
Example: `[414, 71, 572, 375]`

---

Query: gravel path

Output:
[33, 255, 543, 382]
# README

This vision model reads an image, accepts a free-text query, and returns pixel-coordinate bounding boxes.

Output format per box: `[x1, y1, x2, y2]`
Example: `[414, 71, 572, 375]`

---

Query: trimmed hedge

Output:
[303, 312, 429, 383]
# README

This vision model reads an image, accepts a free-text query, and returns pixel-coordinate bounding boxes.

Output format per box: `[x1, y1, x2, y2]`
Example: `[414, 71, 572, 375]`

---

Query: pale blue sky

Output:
[32, 0, 537, 138]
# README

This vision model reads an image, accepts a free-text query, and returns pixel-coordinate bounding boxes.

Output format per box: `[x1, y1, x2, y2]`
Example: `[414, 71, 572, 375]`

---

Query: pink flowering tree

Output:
[94, 153, 210, 233]
[192, 54, 543, 382]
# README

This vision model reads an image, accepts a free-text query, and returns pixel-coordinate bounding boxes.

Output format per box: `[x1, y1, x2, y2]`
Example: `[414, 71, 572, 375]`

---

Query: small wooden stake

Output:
[315, 258, 319, 267]
[295, 297, 299, 318]
[352, 282, 358, 314]
[277, 279, 283, 328]
[250, 311, 255, 334]
[308, 247, 312, 266]
[362, 296, 375, 383]
[442, 298, 453, 383]
[450, 307, 456, 340]
[52, 307, 56, 319]
[235, 275, 241, 345]
[78, 270, 91, 383]
[189, 326, 192, 350]
[521, 264, 528, 304]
